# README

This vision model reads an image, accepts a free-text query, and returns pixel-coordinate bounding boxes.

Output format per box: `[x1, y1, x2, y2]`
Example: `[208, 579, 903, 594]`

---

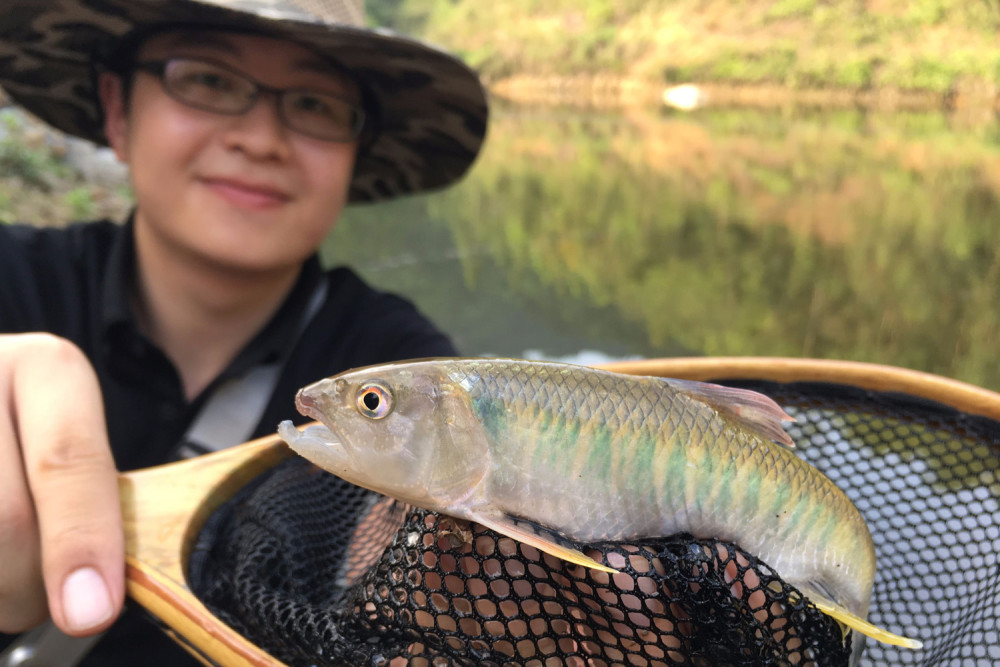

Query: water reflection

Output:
[322, 104, 1000, 392]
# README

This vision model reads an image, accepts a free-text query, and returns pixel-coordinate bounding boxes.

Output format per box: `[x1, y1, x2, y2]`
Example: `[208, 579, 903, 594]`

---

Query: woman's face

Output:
[101, 29, 360, 275]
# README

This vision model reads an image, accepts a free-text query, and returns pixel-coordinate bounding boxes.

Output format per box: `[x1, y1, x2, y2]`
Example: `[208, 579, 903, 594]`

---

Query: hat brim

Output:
[0, 0, 489, 203]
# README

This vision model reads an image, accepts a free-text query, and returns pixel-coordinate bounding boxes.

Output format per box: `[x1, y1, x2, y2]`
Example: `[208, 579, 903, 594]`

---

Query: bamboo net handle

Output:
[118, 433, 292, 666]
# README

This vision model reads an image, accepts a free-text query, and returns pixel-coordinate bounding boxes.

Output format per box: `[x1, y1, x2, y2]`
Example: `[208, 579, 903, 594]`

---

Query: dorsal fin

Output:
[663, 378, 797, 448]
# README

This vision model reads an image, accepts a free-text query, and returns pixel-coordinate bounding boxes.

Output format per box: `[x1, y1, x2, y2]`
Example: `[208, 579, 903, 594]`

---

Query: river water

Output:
[322, 102, 1000, 392]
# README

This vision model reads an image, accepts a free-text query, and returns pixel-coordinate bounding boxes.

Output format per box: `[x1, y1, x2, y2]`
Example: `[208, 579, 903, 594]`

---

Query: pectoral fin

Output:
[469, 511, 619, 574]
[796, 585, 923, 650]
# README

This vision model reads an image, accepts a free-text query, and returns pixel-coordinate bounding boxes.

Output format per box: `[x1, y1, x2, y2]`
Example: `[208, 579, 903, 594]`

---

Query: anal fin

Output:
[470, 511, 618, 574]
[796, 585, 923, 650]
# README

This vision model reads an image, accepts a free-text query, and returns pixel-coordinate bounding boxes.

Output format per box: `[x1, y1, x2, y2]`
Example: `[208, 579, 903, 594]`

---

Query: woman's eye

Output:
[190, 71, 235, 90]
[293, 94, 335, 117]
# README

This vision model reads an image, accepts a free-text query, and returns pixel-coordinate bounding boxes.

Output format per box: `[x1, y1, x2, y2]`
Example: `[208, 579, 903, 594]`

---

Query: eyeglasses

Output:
[134, 57, 366, 143]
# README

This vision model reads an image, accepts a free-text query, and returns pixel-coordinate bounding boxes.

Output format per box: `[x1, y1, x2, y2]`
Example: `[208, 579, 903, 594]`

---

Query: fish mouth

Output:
[292, 388, 348, 446]
[278, 420, 344, 463]
[295, 387, 326, 423]
[279, 420, 398, 504]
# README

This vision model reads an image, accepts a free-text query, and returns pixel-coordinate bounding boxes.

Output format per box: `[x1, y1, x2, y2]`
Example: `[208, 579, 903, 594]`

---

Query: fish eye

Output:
[356, 381, 393, 419]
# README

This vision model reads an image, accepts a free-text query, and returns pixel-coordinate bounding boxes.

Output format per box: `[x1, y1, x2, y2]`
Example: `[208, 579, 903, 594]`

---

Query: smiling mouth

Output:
[203, 178, 290, 209]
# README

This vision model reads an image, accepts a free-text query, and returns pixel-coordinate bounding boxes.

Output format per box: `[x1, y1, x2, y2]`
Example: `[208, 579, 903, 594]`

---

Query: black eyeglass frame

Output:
[133, 57, 367, 143]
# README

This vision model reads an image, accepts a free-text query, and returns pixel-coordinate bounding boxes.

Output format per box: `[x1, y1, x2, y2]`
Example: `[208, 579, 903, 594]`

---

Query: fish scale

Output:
[454, 361, 872, 595]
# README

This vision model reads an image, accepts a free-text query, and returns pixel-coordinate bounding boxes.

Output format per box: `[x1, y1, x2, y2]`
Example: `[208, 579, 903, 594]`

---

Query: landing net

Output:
[188, 380, 1000, 666]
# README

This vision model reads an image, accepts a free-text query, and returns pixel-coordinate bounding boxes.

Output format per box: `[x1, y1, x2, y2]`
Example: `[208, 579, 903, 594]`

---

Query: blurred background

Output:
[3, 0, 999, 390]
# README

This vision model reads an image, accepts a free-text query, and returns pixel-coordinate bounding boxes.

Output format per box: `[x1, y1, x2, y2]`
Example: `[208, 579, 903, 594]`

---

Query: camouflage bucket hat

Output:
[0, 0, 489, 203]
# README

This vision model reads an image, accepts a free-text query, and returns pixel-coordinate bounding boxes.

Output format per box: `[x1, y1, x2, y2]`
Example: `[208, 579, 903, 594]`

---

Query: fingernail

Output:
[62, 567, 113, 632]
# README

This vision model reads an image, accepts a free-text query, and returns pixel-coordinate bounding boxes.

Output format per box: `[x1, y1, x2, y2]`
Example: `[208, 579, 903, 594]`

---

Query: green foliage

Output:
[831, 58, 875, 89]
[0, 139, 62, 190]
[0, 115, 132, 224]
[905, 0, 949, 26]
[456, 44, 499, 70]
[64, 187, 95, 219]
[900, 58, 960, 92]
[585, 1, 616, 25]
[708, 47, 798, 85]
[793, 55, 870, 89]
[0, 110, 69, 190]
[365, 0, 407, 27]
[367, 0, 1000, 95]
[766, 0, 817, 20]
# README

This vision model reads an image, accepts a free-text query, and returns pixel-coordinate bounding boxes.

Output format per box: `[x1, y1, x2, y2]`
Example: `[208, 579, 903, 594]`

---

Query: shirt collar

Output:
[100, 214, 138, 336]
[226, 256, 323, 376]
[100, 216, 324, 385]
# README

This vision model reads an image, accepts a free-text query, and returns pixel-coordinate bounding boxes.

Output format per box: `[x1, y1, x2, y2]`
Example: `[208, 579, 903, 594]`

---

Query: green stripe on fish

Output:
[584, 422, 614, 479]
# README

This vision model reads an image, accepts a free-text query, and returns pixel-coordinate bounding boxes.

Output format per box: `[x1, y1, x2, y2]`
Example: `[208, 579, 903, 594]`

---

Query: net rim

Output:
[601, 357, 1000, 422]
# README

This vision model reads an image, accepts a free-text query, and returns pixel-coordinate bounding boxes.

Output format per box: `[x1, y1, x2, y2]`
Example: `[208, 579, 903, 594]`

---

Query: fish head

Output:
[280, 361, 491, 509]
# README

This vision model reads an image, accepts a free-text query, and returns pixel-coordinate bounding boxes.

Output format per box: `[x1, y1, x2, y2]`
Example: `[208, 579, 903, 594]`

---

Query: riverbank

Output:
[0, 108, 132, 225]
[489, 75, 999, 117]
[381, 0, 1000, 115]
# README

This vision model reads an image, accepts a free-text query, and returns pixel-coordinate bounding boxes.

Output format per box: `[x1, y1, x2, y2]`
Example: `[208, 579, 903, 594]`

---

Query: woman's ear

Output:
[98, 72, 129, 163]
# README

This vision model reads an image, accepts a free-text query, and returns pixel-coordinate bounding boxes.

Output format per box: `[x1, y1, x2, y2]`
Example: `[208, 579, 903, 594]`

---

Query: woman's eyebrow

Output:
[148, 32, 351, 87]
[150, 31, 237, 53]
[291, 57, 348, 78]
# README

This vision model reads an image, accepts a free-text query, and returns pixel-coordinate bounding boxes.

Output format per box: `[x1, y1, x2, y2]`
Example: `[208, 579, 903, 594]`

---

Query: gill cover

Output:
[288, 364, 492, 508]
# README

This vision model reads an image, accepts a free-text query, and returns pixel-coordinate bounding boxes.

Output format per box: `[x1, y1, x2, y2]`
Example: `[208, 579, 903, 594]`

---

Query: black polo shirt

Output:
[0, 218, 457, 664]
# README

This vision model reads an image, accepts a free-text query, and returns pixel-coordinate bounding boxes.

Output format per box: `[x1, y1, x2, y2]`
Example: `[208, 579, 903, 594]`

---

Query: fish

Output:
[277, 357, 922, 653]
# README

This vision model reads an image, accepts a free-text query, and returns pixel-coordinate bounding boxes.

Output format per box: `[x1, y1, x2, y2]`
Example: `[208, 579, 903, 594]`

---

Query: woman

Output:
[0, 1, 487, 663]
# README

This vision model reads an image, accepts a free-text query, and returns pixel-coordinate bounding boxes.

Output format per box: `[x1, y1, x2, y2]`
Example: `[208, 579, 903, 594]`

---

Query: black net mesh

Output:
[188, 380, 1000, 666]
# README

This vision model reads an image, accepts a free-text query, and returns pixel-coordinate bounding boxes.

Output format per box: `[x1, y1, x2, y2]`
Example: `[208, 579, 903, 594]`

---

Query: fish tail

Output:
[795, 585, 923, 650]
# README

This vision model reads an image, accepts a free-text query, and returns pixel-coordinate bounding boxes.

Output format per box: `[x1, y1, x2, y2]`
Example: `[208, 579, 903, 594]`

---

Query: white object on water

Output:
[662, 84, 706, 111]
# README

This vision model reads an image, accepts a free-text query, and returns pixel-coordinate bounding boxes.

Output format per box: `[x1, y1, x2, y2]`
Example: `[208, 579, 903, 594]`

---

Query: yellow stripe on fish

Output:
[278, 357, 922, 652]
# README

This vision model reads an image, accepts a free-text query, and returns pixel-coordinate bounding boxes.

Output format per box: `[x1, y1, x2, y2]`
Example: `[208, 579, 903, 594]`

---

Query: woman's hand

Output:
[0, 333, 124, 636]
